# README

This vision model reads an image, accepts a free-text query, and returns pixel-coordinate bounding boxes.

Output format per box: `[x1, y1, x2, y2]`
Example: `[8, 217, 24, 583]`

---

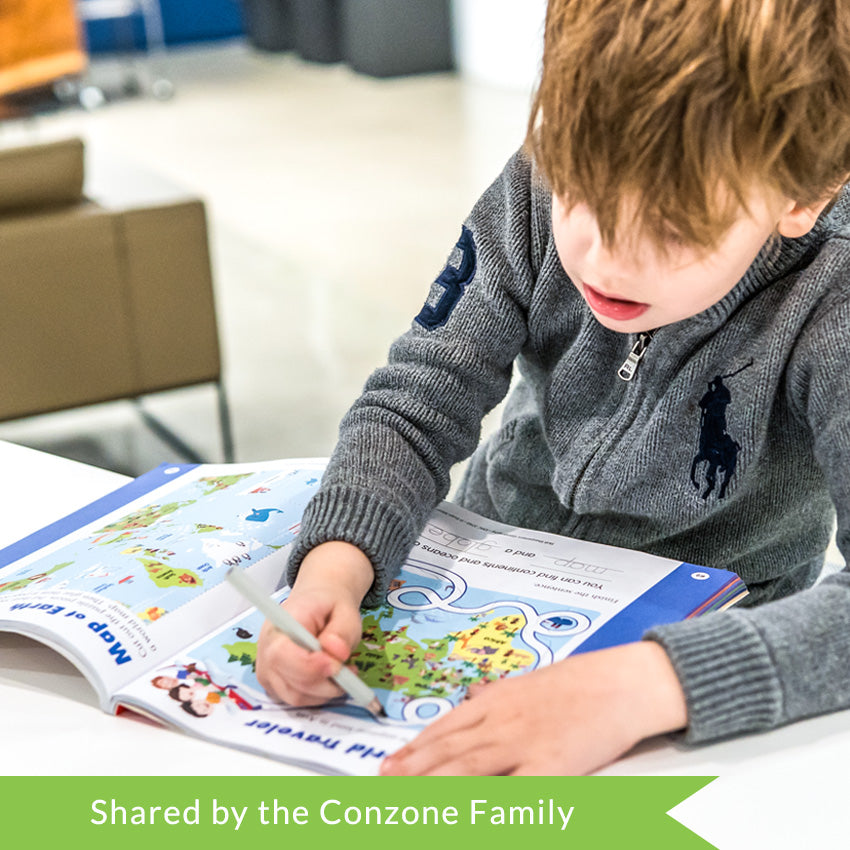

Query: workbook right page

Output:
[114, 500, 742, 775]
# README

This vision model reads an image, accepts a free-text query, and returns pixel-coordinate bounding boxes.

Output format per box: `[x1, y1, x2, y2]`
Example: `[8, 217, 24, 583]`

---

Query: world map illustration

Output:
[165, 557, 600, 725]
[0, 467, 321, 621]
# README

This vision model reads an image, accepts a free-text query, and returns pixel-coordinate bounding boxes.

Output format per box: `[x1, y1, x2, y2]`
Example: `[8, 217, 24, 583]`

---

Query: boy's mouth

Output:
[582, 283, 650, 321]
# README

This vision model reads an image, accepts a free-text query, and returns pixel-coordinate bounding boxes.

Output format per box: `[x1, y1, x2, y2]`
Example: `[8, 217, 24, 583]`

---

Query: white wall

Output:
[451, 0, 547, 95]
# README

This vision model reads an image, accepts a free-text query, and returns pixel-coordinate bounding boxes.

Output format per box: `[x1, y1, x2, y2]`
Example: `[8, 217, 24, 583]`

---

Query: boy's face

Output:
[551, 192, 787, 333]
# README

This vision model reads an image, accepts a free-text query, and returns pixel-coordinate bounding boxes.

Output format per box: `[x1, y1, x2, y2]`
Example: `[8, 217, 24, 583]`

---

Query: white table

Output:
[0, 440, 846, 846]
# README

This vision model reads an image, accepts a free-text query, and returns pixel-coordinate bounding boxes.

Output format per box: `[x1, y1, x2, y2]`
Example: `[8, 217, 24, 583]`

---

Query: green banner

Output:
[2, 776, 716, 848]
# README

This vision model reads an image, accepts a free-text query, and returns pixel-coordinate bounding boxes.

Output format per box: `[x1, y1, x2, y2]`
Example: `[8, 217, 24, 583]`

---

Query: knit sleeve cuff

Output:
[284, 485, 417, 608]
[644, 611, 784, 744]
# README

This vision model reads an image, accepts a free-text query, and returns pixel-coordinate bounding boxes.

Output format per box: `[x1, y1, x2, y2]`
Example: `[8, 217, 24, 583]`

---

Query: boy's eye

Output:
[663, 229, 687, 247]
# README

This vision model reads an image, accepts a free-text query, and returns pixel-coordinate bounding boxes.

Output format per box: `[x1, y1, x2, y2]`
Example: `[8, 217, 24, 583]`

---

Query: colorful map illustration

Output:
[162, 556, 600, 725]
[0, 466, 321, 621]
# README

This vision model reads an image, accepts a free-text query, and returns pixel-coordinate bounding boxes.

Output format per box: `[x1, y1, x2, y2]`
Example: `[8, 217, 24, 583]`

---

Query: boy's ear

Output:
[776, 197, 835, 238]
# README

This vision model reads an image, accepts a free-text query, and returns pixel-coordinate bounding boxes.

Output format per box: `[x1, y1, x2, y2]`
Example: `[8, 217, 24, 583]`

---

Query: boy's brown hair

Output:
[528, 0, 850, 250]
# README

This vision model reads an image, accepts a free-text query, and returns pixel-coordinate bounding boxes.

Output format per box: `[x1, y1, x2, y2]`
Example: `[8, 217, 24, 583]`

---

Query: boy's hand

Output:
[255, 541, 373, 707]
[380, 641, 687, 776]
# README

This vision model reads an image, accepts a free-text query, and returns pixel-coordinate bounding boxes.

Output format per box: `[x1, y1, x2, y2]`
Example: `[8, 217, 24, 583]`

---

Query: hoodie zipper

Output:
[617, 331, 654, 381]
[564, 331, 656, 524]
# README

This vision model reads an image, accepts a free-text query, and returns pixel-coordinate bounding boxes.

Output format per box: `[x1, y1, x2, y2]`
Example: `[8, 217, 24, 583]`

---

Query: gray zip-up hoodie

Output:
[288, 149, 850, 745]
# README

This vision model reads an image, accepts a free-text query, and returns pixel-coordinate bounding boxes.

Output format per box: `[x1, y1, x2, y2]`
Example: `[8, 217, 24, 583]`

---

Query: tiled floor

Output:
[0, 41, 531, 477]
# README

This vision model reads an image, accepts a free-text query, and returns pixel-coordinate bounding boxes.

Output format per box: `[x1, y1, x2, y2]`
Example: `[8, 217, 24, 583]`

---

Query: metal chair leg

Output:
[133, 382, 237, 464]
[133, 398, 206, 464]
[217, 381, 236, 463]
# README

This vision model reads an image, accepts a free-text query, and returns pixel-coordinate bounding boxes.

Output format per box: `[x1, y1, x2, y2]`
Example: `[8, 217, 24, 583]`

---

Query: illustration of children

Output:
[150, 661, 265, 717]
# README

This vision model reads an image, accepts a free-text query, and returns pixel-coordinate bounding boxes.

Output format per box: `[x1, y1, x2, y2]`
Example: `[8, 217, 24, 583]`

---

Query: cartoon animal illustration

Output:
[544, 616, 579, 630]
[246, 508, 283, 523]
[201, 536, 263, 568]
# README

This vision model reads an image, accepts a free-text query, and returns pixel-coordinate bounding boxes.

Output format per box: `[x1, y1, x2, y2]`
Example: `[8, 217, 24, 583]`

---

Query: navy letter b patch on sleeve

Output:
[415, 226, 477, 330]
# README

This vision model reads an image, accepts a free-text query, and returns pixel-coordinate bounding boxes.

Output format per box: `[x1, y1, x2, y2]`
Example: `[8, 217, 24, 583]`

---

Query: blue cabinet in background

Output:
[84, 0, 245, 53]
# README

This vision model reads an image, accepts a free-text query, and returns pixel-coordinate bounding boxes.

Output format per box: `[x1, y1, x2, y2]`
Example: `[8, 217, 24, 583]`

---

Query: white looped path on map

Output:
[387, 562, 593, 698]
[400, 696, 454, 723]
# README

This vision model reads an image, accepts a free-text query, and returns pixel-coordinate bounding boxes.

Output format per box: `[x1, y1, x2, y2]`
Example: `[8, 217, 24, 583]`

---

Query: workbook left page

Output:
[0, 459, 326, 710]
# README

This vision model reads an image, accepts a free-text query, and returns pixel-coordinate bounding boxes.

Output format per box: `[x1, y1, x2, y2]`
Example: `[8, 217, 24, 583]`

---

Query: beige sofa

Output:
[0, 137, 233, 462]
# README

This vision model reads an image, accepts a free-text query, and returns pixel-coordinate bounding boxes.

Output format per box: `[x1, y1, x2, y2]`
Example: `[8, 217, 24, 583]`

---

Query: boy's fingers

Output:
[257, 630, 341, 697]
[383, 707, 487, 773]
[274, 638, 345, 689]
[259, 657, 344, 706]
[426, 745, 519, 777]
[384, 732, 514, 777]
[256, 596, 362, 706]
[279, 597, 326, 636]
[262, 623, 350, 682]
[322, 603, 364, 651]
[260, 630, 314, 672]
[319, 631, 355, 663]
[510, 762, 556, 777]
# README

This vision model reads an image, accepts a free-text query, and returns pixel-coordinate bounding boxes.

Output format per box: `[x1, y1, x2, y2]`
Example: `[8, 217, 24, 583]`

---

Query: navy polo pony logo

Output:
[690, 361, 752, 500]
[415, 226, 476, 330]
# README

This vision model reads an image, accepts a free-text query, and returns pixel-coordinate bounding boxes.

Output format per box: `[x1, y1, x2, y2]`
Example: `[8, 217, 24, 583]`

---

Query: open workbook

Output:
[0, 458, 746, 775]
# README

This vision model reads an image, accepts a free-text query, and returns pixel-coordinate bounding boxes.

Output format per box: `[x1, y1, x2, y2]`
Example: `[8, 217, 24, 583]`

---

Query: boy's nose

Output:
[584, 232, 643, 285]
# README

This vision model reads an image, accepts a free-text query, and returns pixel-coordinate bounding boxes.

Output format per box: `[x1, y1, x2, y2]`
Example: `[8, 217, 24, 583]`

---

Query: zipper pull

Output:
[617, 332, 653, 381]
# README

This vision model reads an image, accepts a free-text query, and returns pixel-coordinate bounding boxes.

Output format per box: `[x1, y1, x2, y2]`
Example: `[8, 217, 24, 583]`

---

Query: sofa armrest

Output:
[0, 137, 84, 213]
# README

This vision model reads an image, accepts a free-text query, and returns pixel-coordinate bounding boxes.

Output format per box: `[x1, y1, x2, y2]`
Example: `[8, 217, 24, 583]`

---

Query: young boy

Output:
[256, 0, 850, 775]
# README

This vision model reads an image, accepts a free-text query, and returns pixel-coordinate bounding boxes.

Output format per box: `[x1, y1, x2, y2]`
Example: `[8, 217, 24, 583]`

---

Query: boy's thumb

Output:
[319, 613, 361, 662]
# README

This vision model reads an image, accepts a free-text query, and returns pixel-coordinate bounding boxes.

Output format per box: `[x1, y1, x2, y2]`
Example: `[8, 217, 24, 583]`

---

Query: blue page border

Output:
[0, 463, 198, 569]
[572, 563, 743, 653]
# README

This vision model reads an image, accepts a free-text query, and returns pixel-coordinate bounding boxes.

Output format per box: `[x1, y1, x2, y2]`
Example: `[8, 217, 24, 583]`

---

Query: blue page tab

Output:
[572, 563, 744, 653]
